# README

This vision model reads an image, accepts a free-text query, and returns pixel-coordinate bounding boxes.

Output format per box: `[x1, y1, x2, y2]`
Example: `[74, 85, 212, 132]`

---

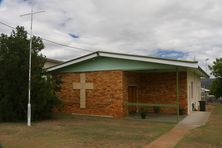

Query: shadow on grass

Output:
[126, 112, 186, 123]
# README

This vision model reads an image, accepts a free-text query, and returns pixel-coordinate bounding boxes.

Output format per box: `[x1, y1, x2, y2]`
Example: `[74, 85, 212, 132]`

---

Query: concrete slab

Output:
[145, 111, 211, 148]
[177, 111, 211, 129]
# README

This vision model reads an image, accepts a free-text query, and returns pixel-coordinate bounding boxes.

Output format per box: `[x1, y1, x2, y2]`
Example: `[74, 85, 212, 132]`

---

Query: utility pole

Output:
[20, 1, 45, 126]
[205, 58, 209, 74]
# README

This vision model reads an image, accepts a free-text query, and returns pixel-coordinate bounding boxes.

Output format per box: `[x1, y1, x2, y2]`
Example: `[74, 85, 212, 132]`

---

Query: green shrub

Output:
[153, 106, 161, 113]
[179, 107, 185, 115]
[0, 26, 61, 121]
[139, 107, 147, 119]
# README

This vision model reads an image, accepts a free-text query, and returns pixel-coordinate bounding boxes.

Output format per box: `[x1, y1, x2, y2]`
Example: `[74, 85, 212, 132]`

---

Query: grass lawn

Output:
[176, 104, 222, 148]
[0, 113, 175, 148]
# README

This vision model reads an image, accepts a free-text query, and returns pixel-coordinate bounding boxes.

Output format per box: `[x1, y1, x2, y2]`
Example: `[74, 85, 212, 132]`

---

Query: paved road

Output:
[145, 111, 211, 148]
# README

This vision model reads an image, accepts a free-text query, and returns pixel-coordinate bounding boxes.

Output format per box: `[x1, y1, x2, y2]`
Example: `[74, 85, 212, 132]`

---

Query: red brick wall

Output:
[56, 71, 124, 117]
[56, 70, 187, 118]
[123, 71, 187, 114]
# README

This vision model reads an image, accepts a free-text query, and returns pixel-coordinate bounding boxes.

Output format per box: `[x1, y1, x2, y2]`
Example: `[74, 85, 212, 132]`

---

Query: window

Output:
[191, 81, 194, 99]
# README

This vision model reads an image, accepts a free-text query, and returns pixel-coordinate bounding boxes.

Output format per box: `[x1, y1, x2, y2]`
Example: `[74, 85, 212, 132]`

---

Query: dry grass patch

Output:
[176, 104, 222, 148]
[0, 113, 174, 148]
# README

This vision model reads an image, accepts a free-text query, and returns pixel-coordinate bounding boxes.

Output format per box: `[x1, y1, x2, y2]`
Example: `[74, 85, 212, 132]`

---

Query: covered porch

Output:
[123, 69, 185, 121]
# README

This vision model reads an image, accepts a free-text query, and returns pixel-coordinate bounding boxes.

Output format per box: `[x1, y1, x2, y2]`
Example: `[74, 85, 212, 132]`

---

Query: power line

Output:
[0, 21, 14, 29]
[42, 38, 93, 52]
[0, 20, 94, 53]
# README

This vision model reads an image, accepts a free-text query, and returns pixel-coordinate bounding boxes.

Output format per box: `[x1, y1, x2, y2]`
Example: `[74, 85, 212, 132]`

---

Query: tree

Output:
[0, 26, 60, 122]
[210, 58, 222, 98]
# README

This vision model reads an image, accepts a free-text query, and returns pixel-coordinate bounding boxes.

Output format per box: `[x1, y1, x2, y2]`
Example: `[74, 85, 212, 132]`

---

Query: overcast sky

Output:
[0, 0, 222, 69]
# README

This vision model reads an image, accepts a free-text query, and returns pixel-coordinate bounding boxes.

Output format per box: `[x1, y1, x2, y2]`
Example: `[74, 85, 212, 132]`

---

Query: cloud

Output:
[0, 0, 222, 65]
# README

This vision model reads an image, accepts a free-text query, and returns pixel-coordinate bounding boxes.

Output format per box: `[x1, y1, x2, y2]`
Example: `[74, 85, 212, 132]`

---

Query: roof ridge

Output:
[47, 50, 199, 72]
[97, 50, 198, 63]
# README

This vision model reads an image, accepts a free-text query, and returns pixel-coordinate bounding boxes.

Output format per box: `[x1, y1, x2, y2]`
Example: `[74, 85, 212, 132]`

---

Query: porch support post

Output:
[176, 68, 179, 121]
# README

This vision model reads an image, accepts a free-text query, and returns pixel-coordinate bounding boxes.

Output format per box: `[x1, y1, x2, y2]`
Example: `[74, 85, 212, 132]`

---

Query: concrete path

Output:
[145, 111, 211, 148]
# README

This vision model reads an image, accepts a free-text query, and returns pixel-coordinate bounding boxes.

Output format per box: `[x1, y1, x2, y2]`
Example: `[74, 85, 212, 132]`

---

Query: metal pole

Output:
[27, 3, 33, 127]
[205, 58, 209, 74]
[20, 2, 44, 127]
[176, 68, 179, 122]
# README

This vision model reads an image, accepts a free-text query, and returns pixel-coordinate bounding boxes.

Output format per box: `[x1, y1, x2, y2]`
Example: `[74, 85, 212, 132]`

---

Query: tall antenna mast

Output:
[20, 1, 45, 127]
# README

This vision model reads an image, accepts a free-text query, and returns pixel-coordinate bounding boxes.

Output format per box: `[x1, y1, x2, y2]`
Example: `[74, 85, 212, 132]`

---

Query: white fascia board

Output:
[99, 52, 198, 68]
[47, 53, 98, 72]
[197, 66, 210, 78]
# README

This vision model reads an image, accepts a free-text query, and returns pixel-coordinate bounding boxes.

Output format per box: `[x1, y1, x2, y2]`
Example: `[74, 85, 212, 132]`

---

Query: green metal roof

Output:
[57, 57, 178, 73]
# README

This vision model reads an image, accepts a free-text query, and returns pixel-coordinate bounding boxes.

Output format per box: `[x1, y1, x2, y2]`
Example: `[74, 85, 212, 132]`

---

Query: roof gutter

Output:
[198, 66, 210, 78]
[47, 53, 98, 72]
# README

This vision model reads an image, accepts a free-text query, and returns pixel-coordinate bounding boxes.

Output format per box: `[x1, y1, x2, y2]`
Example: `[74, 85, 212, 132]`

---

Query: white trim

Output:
[47, 53, 97, 71]
[71, 113, 113, 118]
[99, 52, 198, 68]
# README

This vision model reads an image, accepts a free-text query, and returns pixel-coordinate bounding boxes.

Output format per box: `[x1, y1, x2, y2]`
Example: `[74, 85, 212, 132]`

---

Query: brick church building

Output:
[47, 51, 208, 118]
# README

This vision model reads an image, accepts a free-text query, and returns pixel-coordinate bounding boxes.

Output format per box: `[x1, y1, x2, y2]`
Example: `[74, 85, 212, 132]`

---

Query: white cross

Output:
[73, 73, 93, 108]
